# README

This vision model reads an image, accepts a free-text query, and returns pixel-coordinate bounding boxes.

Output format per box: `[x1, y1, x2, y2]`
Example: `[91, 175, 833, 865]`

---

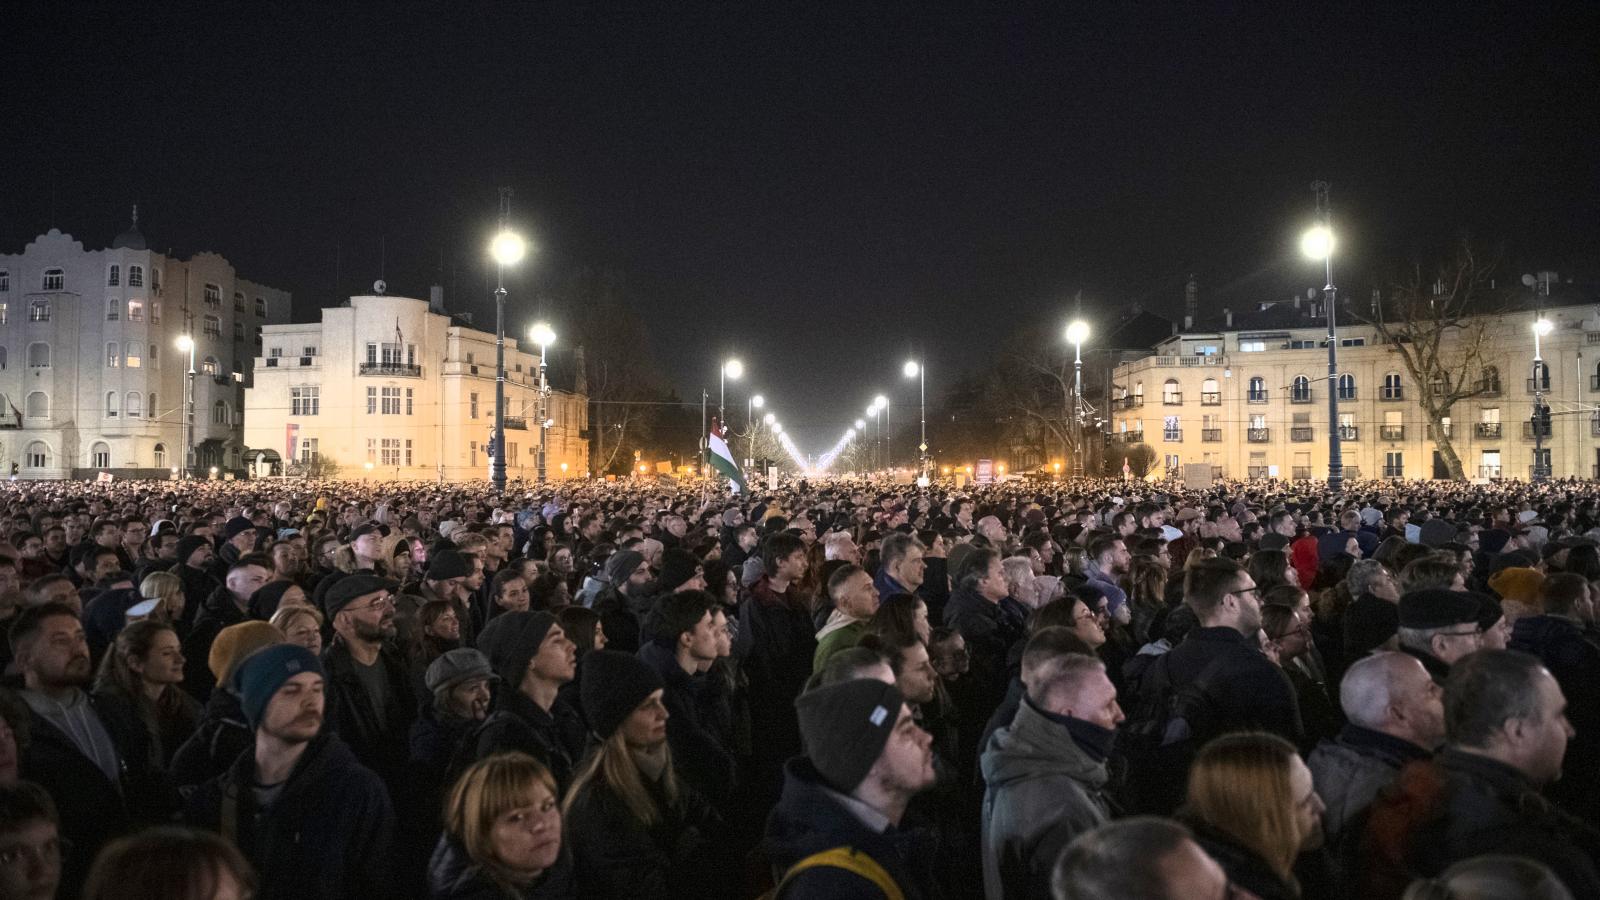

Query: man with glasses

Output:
[1396, 589, 1485, 685]
[320, 574, 417, 792]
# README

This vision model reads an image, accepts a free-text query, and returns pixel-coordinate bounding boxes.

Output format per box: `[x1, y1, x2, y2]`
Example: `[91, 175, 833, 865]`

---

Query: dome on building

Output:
[111, 205, 147, 250]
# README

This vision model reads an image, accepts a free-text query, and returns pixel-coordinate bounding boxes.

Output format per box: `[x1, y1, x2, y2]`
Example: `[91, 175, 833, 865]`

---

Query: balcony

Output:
[1474, 422, 1502, 439]
[1427, 423, 1453, 439]
[1290, 390, 1313, 404]
[1115, 396, 1144, 410]
[1163, 429, 1182, 442]
[1380, 425, 1405, 440]
[359, 362, 423, 378]
[1337, 389, 1358, 402]
[1162, 393, 1183, 405]
[1292, 466, 1312, 480]
[502, 417, 528, 431]
[1247, 428, 1271, 443]
[1381, 388, 1404, 401]
[1291, 427, 1314, 442]
[1531, 464, 1552, 480]
[1200, 392, 1220, 406]
[1480, 465, 1502, 479]
[1247, 466, 1270, 479]
[1247, 392, 1269, 405]
[1527, 378, 1551, 394]
[1338, 425, 1359, 441]
[299, 356, 316, 367]
[1202, 428, 1222, 442]
[1522, 422, 1553, 440]
[264, 357, 279, 368]
[1383, 466, 1404, 478]
[1343, 465, 1361, 479]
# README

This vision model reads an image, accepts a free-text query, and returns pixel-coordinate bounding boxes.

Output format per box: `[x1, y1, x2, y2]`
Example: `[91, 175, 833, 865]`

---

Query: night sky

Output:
[8, 4, 1599, 454]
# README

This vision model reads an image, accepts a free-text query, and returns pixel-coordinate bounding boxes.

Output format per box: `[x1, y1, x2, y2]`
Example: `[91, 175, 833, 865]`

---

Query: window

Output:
[233, 291, 245, 312]
[26, 343, 48, 367]
[299, 438, 319, 463]
[1288, 339, 1318, 349]
[233, 322, 244, 341]
[0, 270, 8, 291]
[41, 269, 63, 291]
[1382, 373, 1404, 400]
[1291, 375, 1311, 401]
[0, 348, 6, 370]
[1384, 452, 1403, 478]
[1163, 415, 1181, 441]
[366, 343, 377, 365]
[381, 386, 401, 415]
[149, 343, 158, 364]
[1337, 373, 1356, 400]
[128, 265, 143, 288]
[202, 356, 219, 375]
[470, 392, 479, 419]
[127, 299, 143, 321]
[1247, 377, 1267, 402]
[153, 444, 165, 468]
[28, 299, 49, 322]
[255, 297, 266, 317]
[302, 346, 317, 357]
[0, 302, 7, 324]
[1341, 338, 1366, 347]
[1483, 407, 1500, 423]
[106, 299, 119, 321]
[106, 343, 120, 367]
[366, 387, 377, 415]
[405, 388, 414, 415]
[1250, 413, 1267, 430]
[1531, 361, 1551, 391]
[91, 442, 110, 468]
[269, 347, 282, 358]
[148, 393, 157, 418]
[25, 442, 47, 468]
[1192, 345, 1219, 356]
[150, 301, 161, 324]
[405, 439, 413, 466]
[203, 315, 220, 337]
[1201, 378, 1220, 405]
[1238, 341, 1266, 353]
[291, 386, 320, 416]
[127, 392, 142, 416]
[108, 265, 120, 286]
[366, 438, 376, 463]
[1480, 366, 1501, 393]
[150, 268, 159, 290]
[203, 283, 221, 307]
[381, 438, 401, 466]
[212, 400, 229, 424]
[125, 343, 141, 368]
[106, 392, 119, 417]
[1162, 379, 1181, 404]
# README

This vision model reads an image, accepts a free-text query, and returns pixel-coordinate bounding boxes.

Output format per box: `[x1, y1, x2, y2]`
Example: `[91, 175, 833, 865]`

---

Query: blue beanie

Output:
[234, 643, 324, 729]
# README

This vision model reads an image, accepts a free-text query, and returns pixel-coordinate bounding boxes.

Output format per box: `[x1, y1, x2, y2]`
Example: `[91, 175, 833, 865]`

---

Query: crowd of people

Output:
[0, 472, 1595, 899]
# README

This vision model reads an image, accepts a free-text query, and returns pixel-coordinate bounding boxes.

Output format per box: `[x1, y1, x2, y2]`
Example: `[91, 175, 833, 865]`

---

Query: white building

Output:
[0, 215, 289, 478]
[245, 289, 589, 481]
[1109, 281, 1600, 481]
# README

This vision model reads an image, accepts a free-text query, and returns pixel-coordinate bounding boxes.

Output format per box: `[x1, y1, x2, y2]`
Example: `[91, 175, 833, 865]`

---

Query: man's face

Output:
[0, 819, 61, 900]
[1518, 671, 1575, 785]
[683, 611, 720, 662]
[186, 543, 215, 569]
[1431, 625, 1482, 665]
[1072, 669, 1125, 731]
[41, 530, 64, 556]
[23, 615, 91, 689]
[261, 672, 325, 744]
[896, 642, 938, 705]
[447, 677, 493, 721]
[978, 517, 1006, 542]
[1230, 577, 1262, 633]
[1273, 514, 1296, 538]
[738, 529, 759, 552]
[352, 532, 383, 561]
[121, 522, 145, 550]
[977, 559, 1008, 602]
[62, 521, 84, 546]
[665, 516, 686, 538]
[529, 625, 577, 684]
[1106, 540, 1131, 574]
[339, 591, 397, 642]
[1391, 659, 1446, 749]
[931, 635, 969, 678]
[272, 544, 301, 576]
[871, 704, 936, 795]
[840, 571, 880, 620]
[894, 546, 926, 591]
[91, 553, 120, 583]
[17, 537, 42, 560]
[226, 565, 271, 603]
[627, 560, 653, 591]
[497, 577, 530, 613]
[779, 549, 808, 581]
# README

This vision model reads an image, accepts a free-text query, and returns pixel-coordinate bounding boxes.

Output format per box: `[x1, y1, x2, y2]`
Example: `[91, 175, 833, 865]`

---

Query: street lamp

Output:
[764, 412, 776, 426]
[904, 360, 926, 475]
[1065, 320, 1090, 478]
[489, 189, 527, 492]
[748, 393, 764, 464]
[176, 334, 196, 478]
[528, 321, 556, 484]
[1531, 313, 1554, 483]
[721, 358, 743, 421]
[1302, 180, 1342, 492]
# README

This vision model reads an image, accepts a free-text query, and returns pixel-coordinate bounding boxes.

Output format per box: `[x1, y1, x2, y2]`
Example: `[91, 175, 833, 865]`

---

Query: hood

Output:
[1317, 531, 1354, 562]
[202, 681, 248, 724]
[980, 699, 1107, 791]
[767, 757, 886, 873]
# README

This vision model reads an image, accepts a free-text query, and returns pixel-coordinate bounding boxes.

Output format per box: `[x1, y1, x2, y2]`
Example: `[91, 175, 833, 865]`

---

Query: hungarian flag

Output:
[707, 418, 747, 493]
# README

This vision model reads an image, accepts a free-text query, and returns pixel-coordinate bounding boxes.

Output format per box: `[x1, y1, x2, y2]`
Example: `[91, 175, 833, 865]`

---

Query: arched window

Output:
[106, 343, 120, 368]
[127, 265, 143, 288]
[90, 442, 110, 469]
[1337, 373, 1357, 400]
[254, 297, 266, 317]
[26, 343, 48, 368]
[107, 265, 119, 286]
[1247, 376, 1267, 402]
[106, 299, 119, 321]
[148, 393, 157, 418]
[212, 400, 229, 424]
[106, 392, 119, 418]
[126, 392, 142, 417]
[153, 444, 166, 468]
[1291, 375, 1311, 402]
[1201, 378, 1220, 405]
[127, 299, 143, 322]
[0, 347, 8, 370]
[1162, 379, 1182, 404]
[24, 442, 48, 469]
[25, 392, 46, 418]
[1132, 382, 1144, 402]
[230, 447, 241, 468]
[1382, 373, 1404, 400]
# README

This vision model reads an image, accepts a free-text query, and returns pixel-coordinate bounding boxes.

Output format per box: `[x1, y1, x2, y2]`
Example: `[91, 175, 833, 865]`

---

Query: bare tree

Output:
[1353, 242, 1506, 481]
[559, 269, 666, 475]
[989, 326, 1082, 470]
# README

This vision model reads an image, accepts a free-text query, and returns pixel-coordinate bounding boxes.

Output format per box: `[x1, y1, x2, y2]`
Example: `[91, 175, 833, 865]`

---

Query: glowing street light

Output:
[1299, 226, 1334, 261]
[176, 334, 196, 478]
[490, 231, 527, 267]
[1531, 310, 1555, 483]
[719, 357, 743, 423]
[772, 423, 784, 435]
[764, 412, 776, 426]
[855, 419, 866, 430]
[1301, 180, 1342, 491]
[488, 188, 527, 492]
[1064, 320, 1090, 478]
[527, 322, 556, 484]
[905, 360, 927, 475]
[751, 394, 765, 409]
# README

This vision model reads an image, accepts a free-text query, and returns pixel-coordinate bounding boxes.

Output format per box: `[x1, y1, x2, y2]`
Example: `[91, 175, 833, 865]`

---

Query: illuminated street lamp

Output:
[904, 360, 927, 475]
[489, 189, 528, 492]
[764, 412, 776, 426]
[1301, 180, 1342, 492]
[1531, 313, 1554, 483]
[176, 334, 196, 478]
[528, 321, 556, 484]
[1065, 320, 1090, 477]
[721, 358, 743, 421]
[747, 393, 764, 463]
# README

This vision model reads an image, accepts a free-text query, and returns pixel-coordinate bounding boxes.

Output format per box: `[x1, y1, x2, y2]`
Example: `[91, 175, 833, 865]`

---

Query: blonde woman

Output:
[93, 620, 200, 769]
[138, 571, 186, 626]
[270, 604, 325, 657]
[1181, 732, 1325, 900]
[429, 753, 574, 899]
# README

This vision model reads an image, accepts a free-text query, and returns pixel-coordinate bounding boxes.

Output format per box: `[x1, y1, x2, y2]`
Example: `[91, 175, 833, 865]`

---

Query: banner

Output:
[975, 459, 995, 484]
[285, 423, 300, 463]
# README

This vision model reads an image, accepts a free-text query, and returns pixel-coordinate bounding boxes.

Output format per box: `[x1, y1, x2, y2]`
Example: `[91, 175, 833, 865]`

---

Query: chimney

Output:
[429, 285, 445, 315]
[1183, 275, 1198, 330]
[1223, 307, 1232, 328]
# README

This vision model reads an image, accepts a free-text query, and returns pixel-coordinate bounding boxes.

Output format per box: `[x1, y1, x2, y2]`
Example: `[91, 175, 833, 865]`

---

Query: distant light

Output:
[560, 462, 569, 472]
[175, 335, 194, 352]
[528, 321, 556, 347]
[763, 412, 776, 425]
[363, 462, 374, 471]
[1300, 225, 1334, 261]
[1533, 318, 1554, 336]
[855, 419, 866, 430]
[773, 423, 784, 435]
[639, 464, 648, 474]
[845, 429, 855, 440]
[751, 394, 765, 409]
[723, 359, 744, 380]
[490, 231, 526, 266]
[866, 403, 878, 416]
[1065, 320, 1090, 346]
[873, 394, 888, 408]
[903, 361, 920, 378]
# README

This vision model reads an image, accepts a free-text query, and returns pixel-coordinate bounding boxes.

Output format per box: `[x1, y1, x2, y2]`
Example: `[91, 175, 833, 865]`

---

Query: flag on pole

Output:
[707, 418, 746, 493]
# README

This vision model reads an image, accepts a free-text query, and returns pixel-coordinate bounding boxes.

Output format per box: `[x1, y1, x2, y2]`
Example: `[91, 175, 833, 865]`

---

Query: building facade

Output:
[1109, 289, 1600, 481]
[245, 292, 588, 481]
[0, 219, 289, 479]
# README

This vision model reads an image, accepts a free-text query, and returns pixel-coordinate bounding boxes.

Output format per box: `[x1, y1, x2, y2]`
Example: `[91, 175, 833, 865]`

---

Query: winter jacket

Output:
[1510, 614, 1600, 822]
[980, 698, 1110, 900]
[182, 585, 249, 701]
[170, 684, 252, 792]
[1307, 724, 1430, 842]
[765, 757, 940, 900]
[175, 562, 221, 632]
[427, 835, 578, 900]
[742, 577, 817, 785]
[563, 763, 717, 900]
[319, 636, 418, 789]
[944, 586, 1025, 707]
[185, 732, 395, 900]
[1183, 817, 1300, 900]
[812, 617, 868, 673]
[466, 687, 587, 792]
[638, 641, 736, 805]
[1156, 626, 1304, 744]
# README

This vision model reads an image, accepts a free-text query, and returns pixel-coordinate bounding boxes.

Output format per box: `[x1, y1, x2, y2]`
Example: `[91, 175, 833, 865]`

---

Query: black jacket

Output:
[170, 684, 252, 792]
[1510, 614, 1600, 822]
[175, 562, 221, 632]
[185, 732, 395, 900]
[943, 586, 1024, 707]
[427, 836, 578, 900]
[1184, 817, 1300, 900]
[563, 763, 717, 900]
[741, 578, 817, 788]
[765, 757, 940, 900]
[320, 636, 418, 789]
[1158, 626, 1303, 744]
[467, 687, 587, 792]
[183, 585, 249, 701]
[638, 641, 736, 805]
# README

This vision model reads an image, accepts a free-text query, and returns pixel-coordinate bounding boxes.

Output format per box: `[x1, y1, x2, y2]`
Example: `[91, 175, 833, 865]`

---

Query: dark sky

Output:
[8, 4, 1599, 454]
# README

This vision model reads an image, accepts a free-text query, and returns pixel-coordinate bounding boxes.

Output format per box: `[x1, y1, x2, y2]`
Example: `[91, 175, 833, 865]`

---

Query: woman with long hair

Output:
[93, 620, 200, 769]
[1182, 732, 1326, 900]
[137, 571, 186, 630]
[412, 599, 462, 669]
[1121, 554, 1169, 645]
[430, 753, 575, 899]
[870, 592, 931, 646]
[1248, 549, 1295, 594]
[84, 826, 254, 900]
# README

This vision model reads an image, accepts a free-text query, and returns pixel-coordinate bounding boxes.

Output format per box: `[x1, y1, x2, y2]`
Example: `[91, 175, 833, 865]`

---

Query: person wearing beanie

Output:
[319, 574, 417, 791]
[1397, 589, 1484, 684]
[592, 549, 654, 654]
[656, 547, 705, 595]
[184, 643, 395, 900]
[181, 553, 276, 703]
[169, 621, 286, 793]
[1489, 567, 1546, 625]
[404, 646, 501, 885]
[637, 590, 735, 806]
[173, 534, 220, 633]
[765, 678, 937, 900]
[411, 548, 480, 646]
[467, 611, 586, 790]
[565, 649, 718, 900]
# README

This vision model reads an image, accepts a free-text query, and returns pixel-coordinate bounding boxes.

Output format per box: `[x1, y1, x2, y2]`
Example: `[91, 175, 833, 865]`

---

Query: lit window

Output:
[28, 299, 49, 322]
[125, 342, 141, 368]
[127, 299, 143, 321]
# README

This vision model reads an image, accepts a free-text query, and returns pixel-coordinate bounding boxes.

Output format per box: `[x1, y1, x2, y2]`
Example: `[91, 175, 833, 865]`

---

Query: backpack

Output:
[762, 846, 904, 900]
[1114, 651, 1228, 815]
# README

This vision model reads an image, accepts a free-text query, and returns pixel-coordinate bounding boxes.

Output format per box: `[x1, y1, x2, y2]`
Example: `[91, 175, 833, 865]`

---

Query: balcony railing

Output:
[1427, 423, 1453, 439]
[1383, 466, 1404, 478]
[1522, 422, 1553, 440]
[1247, 428, 1271, 443]
[1381, 388, 1404, 401]
[1474, 422, 1502, 439]
[1291, 427, 1314, 442]
[1338, 425, 1359, 441]
[1163, 430, 1182, 442]
[1162, 393, 1183, 405]
[503, 416, 528, 431]
[1290, 390, 1313, 404]
[1531, 464, 1552, 480]
[264, 357, 279, 368]
[1200, 392, 1221, 406]
[1247, 392, 1268, 404]
[358, 362, 423, 378]
[1115, 396, 1144, 410]
[1480, 465, 1502, 478]
[1292, 466, 1312, 480]
[299, 356, 316, 367]
[1248, 466, 1270, 479]
[1202, 428, 1222, 442]
[1337, 390, 1358, 401]
[1343, 465, 1361, 479]
[1380, 425, 1405, 440]
[1527, 378, 1551, 394]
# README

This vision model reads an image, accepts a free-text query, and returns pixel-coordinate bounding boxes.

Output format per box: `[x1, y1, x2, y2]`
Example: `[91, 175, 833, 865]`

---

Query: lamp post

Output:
[488, 190, 527, 492]
[529, 321, 555, 484]
[1065, 320, 1090, 478]
[904, 361, 926, 475]
[1301, 181, 1342, 492]
[720, 358, 743, 423]
[176, 334, 196, 478]
[748, 394, 764, 464]
[1531, 313, 1553, 483]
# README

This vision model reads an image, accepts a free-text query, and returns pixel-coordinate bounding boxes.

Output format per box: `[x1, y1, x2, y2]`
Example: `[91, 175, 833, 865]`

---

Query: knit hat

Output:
[796, 678, 904, 793]
[321, 574, 398, 619]
[657, 547, 700, 593]
[1488, 567, 1545, 605]
[1398, 589, 1482, 630]
[208, 620, 286, 683]
[1345, 595, 1399, 658]
[427, 550, 474, 581]
[425, 647, 500, 694]
[248, 580, 299, 620]
[580, 650, 663, 740]
[475, 611, 558, 686]
[1419, 519, 1456, 548]
[604, 550, 645, 586]
[175, 535, 211, 564]
[223, 516, 256, 541]
[234, 644, 324, 728]
[741, 556, 765, 587]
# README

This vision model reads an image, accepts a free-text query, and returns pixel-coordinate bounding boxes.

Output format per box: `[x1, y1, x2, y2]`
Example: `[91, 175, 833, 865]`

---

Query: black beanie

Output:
[476, 611, 558, 686]
[175, 535, 211, 564]
[796, 678, 904, 793]
[657, 547, 700, 593]
[581, 650, 663, 740]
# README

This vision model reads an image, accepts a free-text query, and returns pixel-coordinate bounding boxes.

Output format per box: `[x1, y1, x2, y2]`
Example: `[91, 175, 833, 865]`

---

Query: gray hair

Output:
[1339, 651, 1411, 729]
[879, 532, 923, 571]
[1028, 652, 1105, 710]
[1053, 817, 1199, 900]
[1346, 559, 1392, 597]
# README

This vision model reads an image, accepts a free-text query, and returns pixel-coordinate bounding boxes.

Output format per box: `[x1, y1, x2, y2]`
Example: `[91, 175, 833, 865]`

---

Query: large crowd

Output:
[0, 473, 1595, 899]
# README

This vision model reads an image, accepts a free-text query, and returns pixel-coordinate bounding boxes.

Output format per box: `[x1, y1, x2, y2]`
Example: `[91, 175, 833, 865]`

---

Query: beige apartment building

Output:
[1109, 286, 1600, 481]
[245, 290, 588, 481]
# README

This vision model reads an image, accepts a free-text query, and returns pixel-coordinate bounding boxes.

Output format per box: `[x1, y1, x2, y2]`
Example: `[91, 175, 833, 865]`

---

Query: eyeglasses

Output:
[346, 594, 395, 614]
[0, 836, 65, 869]
[1436, 627, 1482, 639]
